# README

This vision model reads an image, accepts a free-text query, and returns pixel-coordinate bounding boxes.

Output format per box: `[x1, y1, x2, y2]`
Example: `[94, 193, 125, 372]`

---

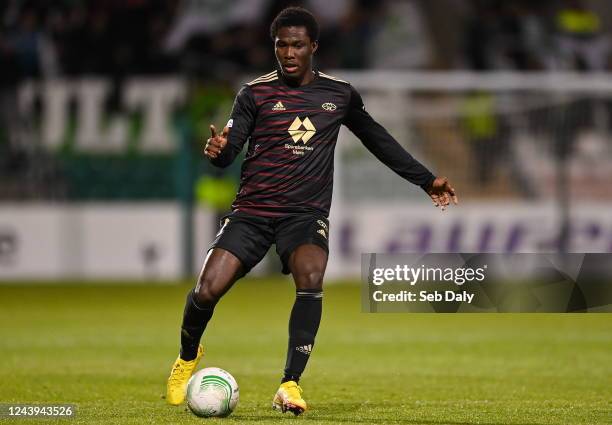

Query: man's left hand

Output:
[427, 177, 458, 211]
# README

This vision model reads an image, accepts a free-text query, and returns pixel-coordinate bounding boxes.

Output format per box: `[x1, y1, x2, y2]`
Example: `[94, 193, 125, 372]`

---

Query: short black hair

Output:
[270, 7, 319, 42]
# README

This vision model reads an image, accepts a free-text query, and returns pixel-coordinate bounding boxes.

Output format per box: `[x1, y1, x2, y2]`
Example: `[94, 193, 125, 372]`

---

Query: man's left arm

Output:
[343, 85, 458, 210]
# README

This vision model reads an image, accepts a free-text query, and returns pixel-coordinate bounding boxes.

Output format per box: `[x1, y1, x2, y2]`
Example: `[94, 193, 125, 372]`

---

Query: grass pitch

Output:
[0, 278, 610, 424]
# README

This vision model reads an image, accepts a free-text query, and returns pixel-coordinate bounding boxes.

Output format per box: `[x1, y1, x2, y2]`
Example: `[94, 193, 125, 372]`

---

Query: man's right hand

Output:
[204, 124, 229, 159]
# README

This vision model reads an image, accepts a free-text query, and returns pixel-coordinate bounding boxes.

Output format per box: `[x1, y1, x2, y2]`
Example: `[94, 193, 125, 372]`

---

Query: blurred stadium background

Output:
[2, 0, 612, 281]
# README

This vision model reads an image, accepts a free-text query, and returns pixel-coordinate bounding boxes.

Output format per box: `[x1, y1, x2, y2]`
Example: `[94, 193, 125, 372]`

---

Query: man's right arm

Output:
[210, 85, 257, 168]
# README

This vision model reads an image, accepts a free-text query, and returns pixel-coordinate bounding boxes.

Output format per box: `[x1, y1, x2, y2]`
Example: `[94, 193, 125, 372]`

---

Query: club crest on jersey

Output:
[272, 101, 286, 111]
[322, 102, 337, 111]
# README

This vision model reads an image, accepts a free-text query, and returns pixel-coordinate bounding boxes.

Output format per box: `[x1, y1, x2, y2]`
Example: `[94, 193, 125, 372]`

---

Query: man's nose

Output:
[285, 47, 295, 58]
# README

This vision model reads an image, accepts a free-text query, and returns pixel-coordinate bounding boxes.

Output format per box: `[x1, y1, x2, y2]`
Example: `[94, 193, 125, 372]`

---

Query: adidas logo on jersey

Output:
[295, 344, 312, 355]
[272, 101, 286, 111]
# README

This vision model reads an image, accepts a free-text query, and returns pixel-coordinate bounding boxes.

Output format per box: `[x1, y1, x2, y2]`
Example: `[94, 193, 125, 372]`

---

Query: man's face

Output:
[274, 26, 318, 81]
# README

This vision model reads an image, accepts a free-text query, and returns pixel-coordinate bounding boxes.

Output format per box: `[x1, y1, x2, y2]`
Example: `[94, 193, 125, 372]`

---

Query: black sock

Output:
[282, 289, 323, 383]
[180, 290, 214, 361]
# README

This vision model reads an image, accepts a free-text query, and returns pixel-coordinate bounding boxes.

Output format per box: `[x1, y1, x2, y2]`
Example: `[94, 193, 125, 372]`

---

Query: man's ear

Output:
[311, 41, 318, 54]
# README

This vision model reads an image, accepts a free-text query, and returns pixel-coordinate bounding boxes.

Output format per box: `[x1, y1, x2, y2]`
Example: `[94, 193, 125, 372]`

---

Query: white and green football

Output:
[186, 367, 239, 417]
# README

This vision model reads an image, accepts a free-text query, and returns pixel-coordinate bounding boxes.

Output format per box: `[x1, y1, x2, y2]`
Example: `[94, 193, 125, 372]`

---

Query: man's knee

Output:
[293, 262, 325, 290]
[193, 248, 243, 307]
[194, 275, 225, 307]
[290, 245, 327, 290]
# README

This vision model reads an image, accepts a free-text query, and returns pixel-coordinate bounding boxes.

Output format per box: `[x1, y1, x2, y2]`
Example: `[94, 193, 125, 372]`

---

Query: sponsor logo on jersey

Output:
[272, 101, 286, 111]
[317, 220, 328, 231]
[317, 229, 327, 239]
[227, 118, 233, 128]
[322, 102, 337, 111]
[295, 344, 312, 355]
[288, 116, 316, 144]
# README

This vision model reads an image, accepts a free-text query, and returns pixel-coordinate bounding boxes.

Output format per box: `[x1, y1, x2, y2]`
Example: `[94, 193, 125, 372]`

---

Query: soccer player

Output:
[166, 6, 457, 415]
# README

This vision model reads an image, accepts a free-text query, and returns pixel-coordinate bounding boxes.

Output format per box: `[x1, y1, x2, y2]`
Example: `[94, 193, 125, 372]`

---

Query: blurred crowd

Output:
[0, 0, 611, 202]
[463, 0, 610, 70]
[0, 0, 178, 84]
[1, 0, 611, 85]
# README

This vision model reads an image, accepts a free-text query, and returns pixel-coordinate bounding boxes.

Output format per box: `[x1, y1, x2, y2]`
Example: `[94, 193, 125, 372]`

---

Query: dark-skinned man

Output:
[166, 6, 458, 416]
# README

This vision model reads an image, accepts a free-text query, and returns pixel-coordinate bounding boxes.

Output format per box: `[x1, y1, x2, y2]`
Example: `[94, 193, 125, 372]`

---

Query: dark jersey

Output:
[211, 70, 435, 217]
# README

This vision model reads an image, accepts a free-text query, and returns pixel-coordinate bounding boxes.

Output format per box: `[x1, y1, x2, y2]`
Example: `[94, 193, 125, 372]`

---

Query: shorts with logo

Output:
[209, 211, 329, 276]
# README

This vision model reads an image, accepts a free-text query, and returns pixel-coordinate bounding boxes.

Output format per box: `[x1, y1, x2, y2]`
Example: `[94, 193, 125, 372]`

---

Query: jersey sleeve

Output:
[210, 85, 257, 168]
[342, 85, 436, 191]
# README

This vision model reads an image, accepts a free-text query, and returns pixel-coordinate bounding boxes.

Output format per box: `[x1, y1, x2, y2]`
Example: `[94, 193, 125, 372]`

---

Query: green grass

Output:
[0, 278, 610, 424]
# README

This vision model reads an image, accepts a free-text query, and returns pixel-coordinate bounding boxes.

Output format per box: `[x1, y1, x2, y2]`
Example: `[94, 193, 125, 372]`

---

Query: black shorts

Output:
[209, 211, 329, 276]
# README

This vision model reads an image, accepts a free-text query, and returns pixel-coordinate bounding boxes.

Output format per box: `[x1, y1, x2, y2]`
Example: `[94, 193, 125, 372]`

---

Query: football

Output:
[186, 368, 239, 417]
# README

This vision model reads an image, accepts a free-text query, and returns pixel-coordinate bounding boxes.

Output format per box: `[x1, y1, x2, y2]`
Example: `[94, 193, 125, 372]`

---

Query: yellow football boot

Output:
[272, 380, 307, 415]
[166, 344, 204, 405]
